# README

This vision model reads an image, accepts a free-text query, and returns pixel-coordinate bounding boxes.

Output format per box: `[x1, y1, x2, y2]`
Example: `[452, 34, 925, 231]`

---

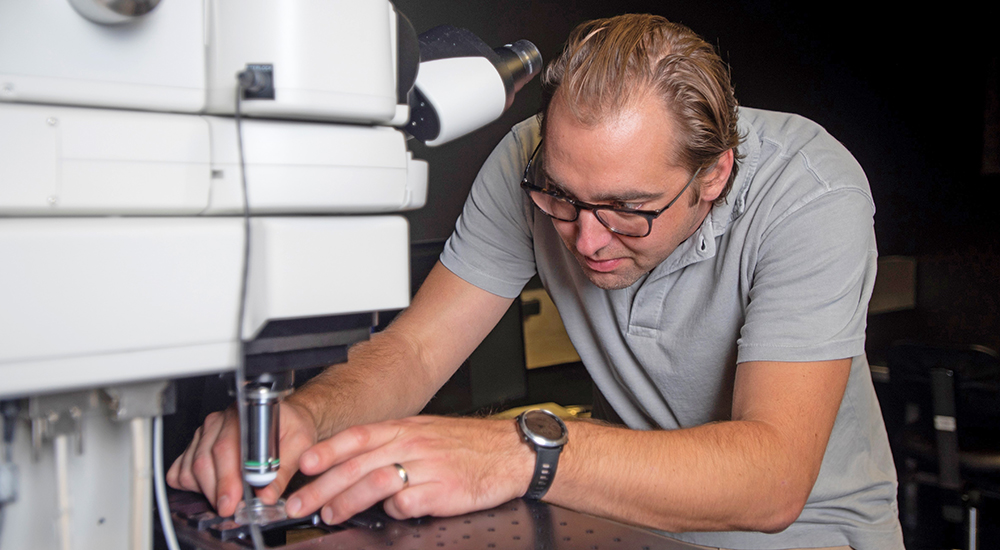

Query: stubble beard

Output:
[574, 254, 648, 290]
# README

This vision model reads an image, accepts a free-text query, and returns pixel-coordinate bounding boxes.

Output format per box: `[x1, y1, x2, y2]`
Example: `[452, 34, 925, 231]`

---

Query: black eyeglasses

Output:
[519, 140, 701, 238]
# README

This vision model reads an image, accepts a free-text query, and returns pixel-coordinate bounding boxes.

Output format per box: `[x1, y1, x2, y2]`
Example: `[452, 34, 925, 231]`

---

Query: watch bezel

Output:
[518, 409, 569, 449]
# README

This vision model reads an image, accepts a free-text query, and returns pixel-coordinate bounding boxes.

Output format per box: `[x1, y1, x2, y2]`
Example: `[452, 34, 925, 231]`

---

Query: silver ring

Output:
[393, 463, 409, 489]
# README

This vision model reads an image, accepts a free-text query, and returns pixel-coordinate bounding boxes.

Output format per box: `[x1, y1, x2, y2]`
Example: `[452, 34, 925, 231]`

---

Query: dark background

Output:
[391, 0, 1000, 360]
[395, 0, 999, 258]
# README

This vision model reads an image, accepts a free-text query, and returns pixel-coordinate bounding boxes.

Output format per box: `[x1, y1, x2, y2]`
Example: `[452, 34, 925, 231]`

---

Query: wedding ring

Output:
[393, 463, 409, 489]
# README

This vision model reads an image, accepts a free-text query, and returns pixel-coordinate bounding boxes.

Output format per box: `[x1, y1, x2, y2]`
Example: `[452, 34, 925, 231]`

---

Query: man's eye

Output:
[612, 201, 644, 211]
[546, 186, 570, 199]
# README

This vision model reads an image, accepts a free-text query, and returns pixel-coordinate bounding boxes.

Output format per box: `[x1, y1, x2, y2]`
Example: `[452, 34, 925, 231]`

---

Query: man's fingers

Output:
[255, 425, 314, 504]
[285, 417, 413, 519]
[286, 444, 401, 519]
[168, 426, 202, 491]
[190, 411, 228, 506]
[215, 406, 274, 516]
[168, 400, 322, 519]
[210, 415, 245, 517]
[382, 481, 440, 520]
[317, 462, 414, 525]
[298, 422, 401, 476]
[381, 460, 478, 520]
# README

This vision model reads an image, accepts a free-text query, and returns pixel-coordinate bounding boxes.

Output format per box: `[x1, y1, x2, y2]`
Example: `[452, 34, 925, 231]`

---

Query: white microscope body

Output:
[0, 1, 539, 548]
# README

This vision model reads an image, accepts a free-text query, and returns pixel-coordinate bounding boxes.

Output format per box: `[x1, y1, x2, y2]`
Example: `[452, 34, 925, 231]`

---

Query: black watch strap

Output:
[524, 498, 556, 548]
[525, 445, 561, 499]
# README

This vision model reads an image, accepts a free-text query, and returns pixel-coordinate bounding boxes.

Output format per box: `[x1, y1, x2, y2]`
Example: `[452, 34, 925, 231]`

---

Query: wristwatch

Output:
[516, 408, 569, 500]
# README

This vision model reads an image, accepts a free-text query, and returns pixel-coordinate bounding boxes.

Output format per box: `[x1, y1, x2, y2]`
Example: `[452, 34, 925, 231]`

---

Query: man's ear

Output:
[698, 148, 734, 203]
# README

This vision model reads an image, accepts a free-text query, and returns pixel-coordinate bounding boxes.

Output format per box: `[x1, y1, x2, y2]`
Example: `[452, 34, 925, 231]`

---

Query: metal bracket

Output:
[103, 380, 175, 421]
[27, 391, 96, 460]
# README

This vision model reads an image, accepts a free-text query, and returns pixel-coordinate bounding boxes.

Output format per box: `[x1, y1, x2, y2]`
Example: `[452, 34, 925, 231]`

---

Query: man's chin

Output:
[582, 266, 644, 290]
[567, 248, 645, 289]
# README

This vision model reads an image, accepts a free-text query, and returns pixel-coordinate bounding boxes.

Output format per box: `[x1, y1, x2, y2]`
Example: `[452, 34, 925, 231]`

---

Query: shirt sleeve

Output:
[737, 182, 878, 364]
[439, 120, 540, 299]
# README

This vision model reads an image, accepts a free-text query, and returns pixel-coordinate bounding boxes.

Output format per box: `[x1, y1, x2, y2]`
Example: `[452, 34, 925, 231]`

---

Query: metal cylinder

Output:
[240, 372, 293, 487]
[243, 388, 280, 487]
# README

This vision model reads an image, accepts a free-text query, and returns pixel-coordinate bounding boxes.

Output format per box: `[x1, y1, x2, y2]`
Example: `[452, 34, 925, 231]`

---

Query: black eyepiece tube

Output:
[500, 40, 542, 94]
[493, 40, 542, 110]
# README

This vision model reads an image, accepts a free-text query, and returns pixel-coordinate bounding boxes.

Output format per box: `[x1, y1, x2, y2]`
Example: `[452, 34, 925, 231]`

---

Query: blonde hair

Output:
[540, 14, 744, 204]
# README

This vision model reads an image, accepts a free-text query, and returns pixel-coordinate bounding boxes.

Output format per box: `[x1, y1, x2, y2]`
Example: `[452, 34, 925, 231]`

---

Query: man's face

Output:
[541, 93, 717, 290]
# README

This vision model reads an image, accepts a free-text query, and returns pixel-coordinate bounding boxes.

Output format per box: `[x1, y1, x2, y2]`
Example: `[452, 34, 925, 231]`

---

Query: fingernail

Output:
[300, 451, 317, 470]
[217, 495, 230, 514]
[285, 497, 301, 517]
[321, 505, 334, 525]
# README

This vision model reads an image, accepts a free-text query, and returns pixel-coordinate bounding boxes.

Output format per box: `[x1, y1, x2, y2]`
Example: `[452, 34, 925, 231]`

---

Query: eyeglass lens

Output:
[527, 191, 651, 237]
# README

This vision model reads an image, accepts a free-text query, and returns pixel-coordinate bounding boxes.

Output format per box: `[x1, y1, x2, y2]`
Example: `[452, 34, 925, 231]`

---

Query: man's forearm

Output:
[548, 418, 814, 533]
[289, 328, 441, 441]
[545, 359, 850, 533]
[288, 262, 515, 441]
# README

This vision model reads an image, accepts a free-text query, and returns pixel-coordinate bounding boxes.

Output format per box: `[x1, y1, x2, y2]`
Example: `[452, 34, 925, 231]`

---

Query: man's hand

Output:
[166, 400, 318, 517]
[283, 416, 534, 525]
[166, 263, 516, 520]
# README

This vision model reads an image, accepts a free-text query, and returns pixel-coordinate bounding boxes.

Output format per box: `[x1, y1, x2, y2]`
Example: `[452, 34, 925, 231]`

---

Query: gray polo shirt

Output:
[440, 108, 903, 549]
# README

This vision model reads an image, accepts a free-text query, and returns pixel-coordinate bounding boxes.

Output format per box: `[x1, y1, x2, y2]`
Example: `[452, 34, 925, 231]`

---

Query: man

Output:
[169, 14, 904, 549]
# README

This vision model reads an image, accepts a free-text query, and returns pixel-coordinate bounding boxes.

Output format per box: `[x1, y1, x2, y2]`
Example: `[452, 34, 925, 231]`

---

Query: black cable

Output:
[234, 78, 267, 550]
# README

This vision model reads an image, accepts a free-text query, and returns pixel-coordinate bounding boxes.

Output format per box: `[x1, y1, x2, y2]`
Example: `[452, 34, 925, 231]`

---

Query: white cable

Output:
[53, 434, 71, 550]
[153, 417, 180, 550]
[130, 418, 152, 550]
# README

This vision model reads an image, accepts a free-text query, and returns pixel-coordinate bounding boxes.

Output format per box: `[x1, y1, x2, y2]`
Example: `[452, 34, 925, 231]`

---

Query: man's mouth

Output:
[584, 256, 624, 273]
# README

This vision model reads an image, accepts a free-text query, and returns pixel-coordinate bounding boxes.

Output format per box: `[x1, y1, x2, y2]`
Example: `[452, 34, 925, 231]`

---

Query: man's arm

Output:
[167, 261, 515, 516]
[284, 357, 850, 532]
[292, 261, 516, 441]
[548, 358, 851, 533]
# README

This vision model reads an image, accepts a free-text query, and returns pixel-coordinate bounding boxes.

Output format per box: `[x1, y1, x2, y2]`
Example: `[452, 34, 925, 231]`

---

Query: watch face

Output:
[522, 410, 568, 446]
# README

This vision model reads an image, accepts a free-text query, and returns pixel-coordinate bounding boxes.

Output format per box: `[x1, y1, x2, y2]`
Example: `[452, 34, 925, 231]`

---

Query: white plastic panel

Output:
[205, 117, 424, 214]
[0, 218, 244, 396]
[0, 104, 212, 215]
[205, 0, 398, 123]
[0, 0, 206, 112]
[242, 216, 411, 339]
[0, 216, 411, 397]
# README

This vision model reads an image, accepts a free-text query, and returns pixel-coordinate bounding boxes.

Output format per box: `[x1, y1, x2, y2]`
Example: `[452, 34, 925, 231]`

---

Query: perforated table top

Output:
[170, 492, 702, 550]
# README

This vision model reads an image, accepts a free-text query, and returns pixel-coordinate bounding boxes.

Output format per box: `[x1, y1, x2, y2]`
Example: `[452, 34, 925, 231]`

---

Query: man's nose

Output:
[574, 209, 613, 256]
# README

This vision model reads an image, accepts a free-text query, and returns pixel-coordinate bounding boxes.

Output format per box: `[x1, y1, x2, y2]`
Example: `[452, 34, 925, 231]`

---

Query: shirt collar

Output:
[644, 111, 761, 280]
[710, 111, 760, 236]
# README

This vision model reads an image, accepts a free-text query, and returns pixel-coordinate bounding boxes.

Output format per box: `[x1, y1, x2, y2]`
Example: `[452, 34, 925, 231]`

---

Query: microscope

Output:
[0, 1, 539, 548]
